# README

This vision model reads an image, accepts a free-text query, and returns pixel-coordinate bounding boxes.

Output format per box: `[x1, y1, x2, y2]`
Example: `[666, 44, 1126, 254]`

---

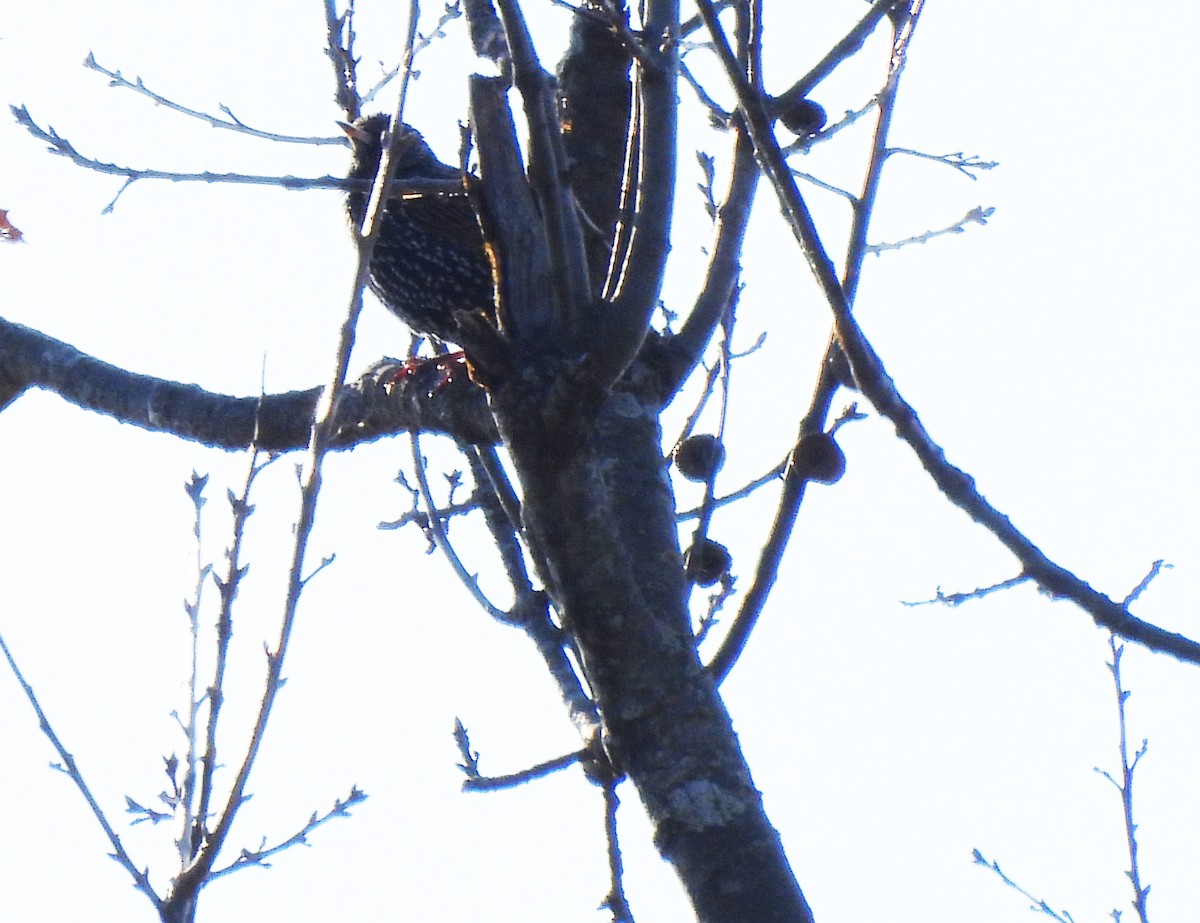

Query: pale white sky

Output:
[1, 2, 1198, 922]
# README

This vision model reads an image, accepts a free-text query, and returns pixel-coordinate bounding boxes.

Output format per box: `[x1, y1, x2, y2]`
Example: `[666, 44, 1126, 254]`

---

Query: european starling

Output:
[344, 114, 494, 345]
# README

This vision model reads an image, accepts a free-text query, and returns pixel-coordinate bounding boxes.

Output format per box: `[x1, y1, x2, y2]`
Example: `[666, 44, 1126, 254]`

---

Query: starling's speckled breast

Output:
[345, 114, 494, 344]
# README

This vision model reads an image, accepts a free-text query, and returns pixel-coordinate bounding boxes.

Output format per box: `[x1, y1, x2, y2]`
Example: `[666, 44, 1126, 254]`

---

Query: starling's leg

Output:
[384, 352, 469, 392]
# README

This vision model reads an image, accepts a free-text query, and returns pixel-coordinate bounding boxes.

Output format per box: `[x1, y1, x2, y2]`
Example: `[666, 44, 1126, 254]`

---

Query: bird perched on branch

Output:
[343, 113, 495, 345]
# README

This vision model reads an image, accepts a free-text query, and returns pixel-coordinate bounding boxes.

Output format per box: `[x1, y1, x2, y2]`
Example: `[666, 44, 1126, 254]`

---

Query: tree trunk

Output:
[491, 356, 816, 923]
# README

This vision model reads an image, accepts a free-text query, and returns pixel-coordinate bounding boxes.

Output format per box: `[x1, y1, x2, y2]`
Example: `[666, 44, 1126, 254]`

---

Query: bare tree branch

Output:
[698, 0, 1200, 666]
[10, 104, 348, 209]
[973, 849, 1077, 923]
[192, 453, 277, 861]
[458, 745, 584, 791]
[865, 204, 994, 255]
[206, 787, 368, 881]
[886, 146, 999, 178]
[1097, 636, 1152, 923]
[595, 0, 679, 387]
[410, 432, 509, 620]
[601, 775, 635, 923]
[0, 631, 164, 915]
[83, 53, 344, 144]
[8, 105, 470, 211]
[668, 126, 757, 384]
[0, 318, 498, 449]
[494, 0, 591, 335]
[324, 0, 361, 120]
[168, 7, 425, 909]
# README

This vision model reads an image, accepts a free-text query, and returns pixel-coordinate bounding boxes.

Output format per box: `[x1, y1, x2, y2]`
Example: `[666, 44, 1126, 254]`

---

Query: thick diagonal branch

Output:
[698, 0, 1200, 666]
[0, 319, 497, 449]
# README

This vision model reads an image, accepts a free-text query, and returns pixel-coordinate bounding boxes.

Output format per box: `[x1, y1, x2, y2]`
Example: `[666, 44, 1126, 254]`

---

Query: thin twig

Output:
[685, 306, 734, 594]
[1096, 637, 1152, 923]
[671, 360, 721, 451]
[461, 444, 600, 744]
[455, 718, 587, 791]
[784, 94, 880, 154]
[410, 433, 508, 621]
[194, 450, 275, 863]
[462, 448, 535, 610]
[461, 749, 584, 791]
[0, 631, 164, 914]
[601, 776, 635, 923]
[972, 849, 1076, 923]
[83, 53, 344, 144]
[469, 443, 523, 535]
[378, 494, 478, 530]
[170, 2, 425, 906]
[901, 574, 1031, 608]
[680, 1, 734, 38]
[324, 0, 361, 119]
[791, 168, 857, 202]
[677, 458, 787, 521]
[668, 106, 760, 387]
[359, 2, 466, 105]
[206, 787, 368, 881]
[841, 10, 908, 302]
[886, 146, 998, 179]
[790, 0, 907, 98]
[10, 105, 459, 212]
[1122, 560, 1171, 608]
[866, 205, 994, 255]
[178, 472, 211, 865]
[678, 53, 730, 122]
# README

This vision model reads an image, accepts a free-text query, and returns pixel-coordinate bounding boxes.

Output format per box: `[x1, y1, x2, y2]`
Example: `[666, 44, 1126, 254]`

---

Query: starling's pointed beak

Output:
[338, 120, 372, 143]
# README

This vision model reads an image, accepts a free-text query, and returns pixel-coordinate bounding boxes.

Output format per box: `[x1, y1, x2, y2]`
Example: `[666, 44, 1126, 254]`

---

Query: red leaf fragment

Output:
[0, 209, 23, 243]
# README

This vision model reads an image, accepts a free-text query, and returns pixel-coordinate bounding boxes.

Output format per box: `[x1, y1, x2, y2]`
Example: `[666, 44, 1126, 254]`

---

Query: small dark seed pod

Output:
[674, 434, 726, 482]
[792, 432, 846, 485]
[685, 538, 732, 587]
[772, 89, 827, 138]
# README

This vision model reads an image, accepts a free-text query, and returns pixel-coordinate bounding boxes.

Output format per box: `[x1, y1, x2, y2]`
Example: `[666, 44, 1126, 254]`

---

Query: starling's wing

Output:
[396, 191, 486, 249]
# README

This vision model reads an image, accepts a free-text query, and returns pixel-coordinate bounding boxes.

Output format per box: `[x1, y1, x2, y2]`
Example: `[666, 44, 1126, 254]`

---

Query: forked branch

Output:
[698, 0, 1200, 666]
